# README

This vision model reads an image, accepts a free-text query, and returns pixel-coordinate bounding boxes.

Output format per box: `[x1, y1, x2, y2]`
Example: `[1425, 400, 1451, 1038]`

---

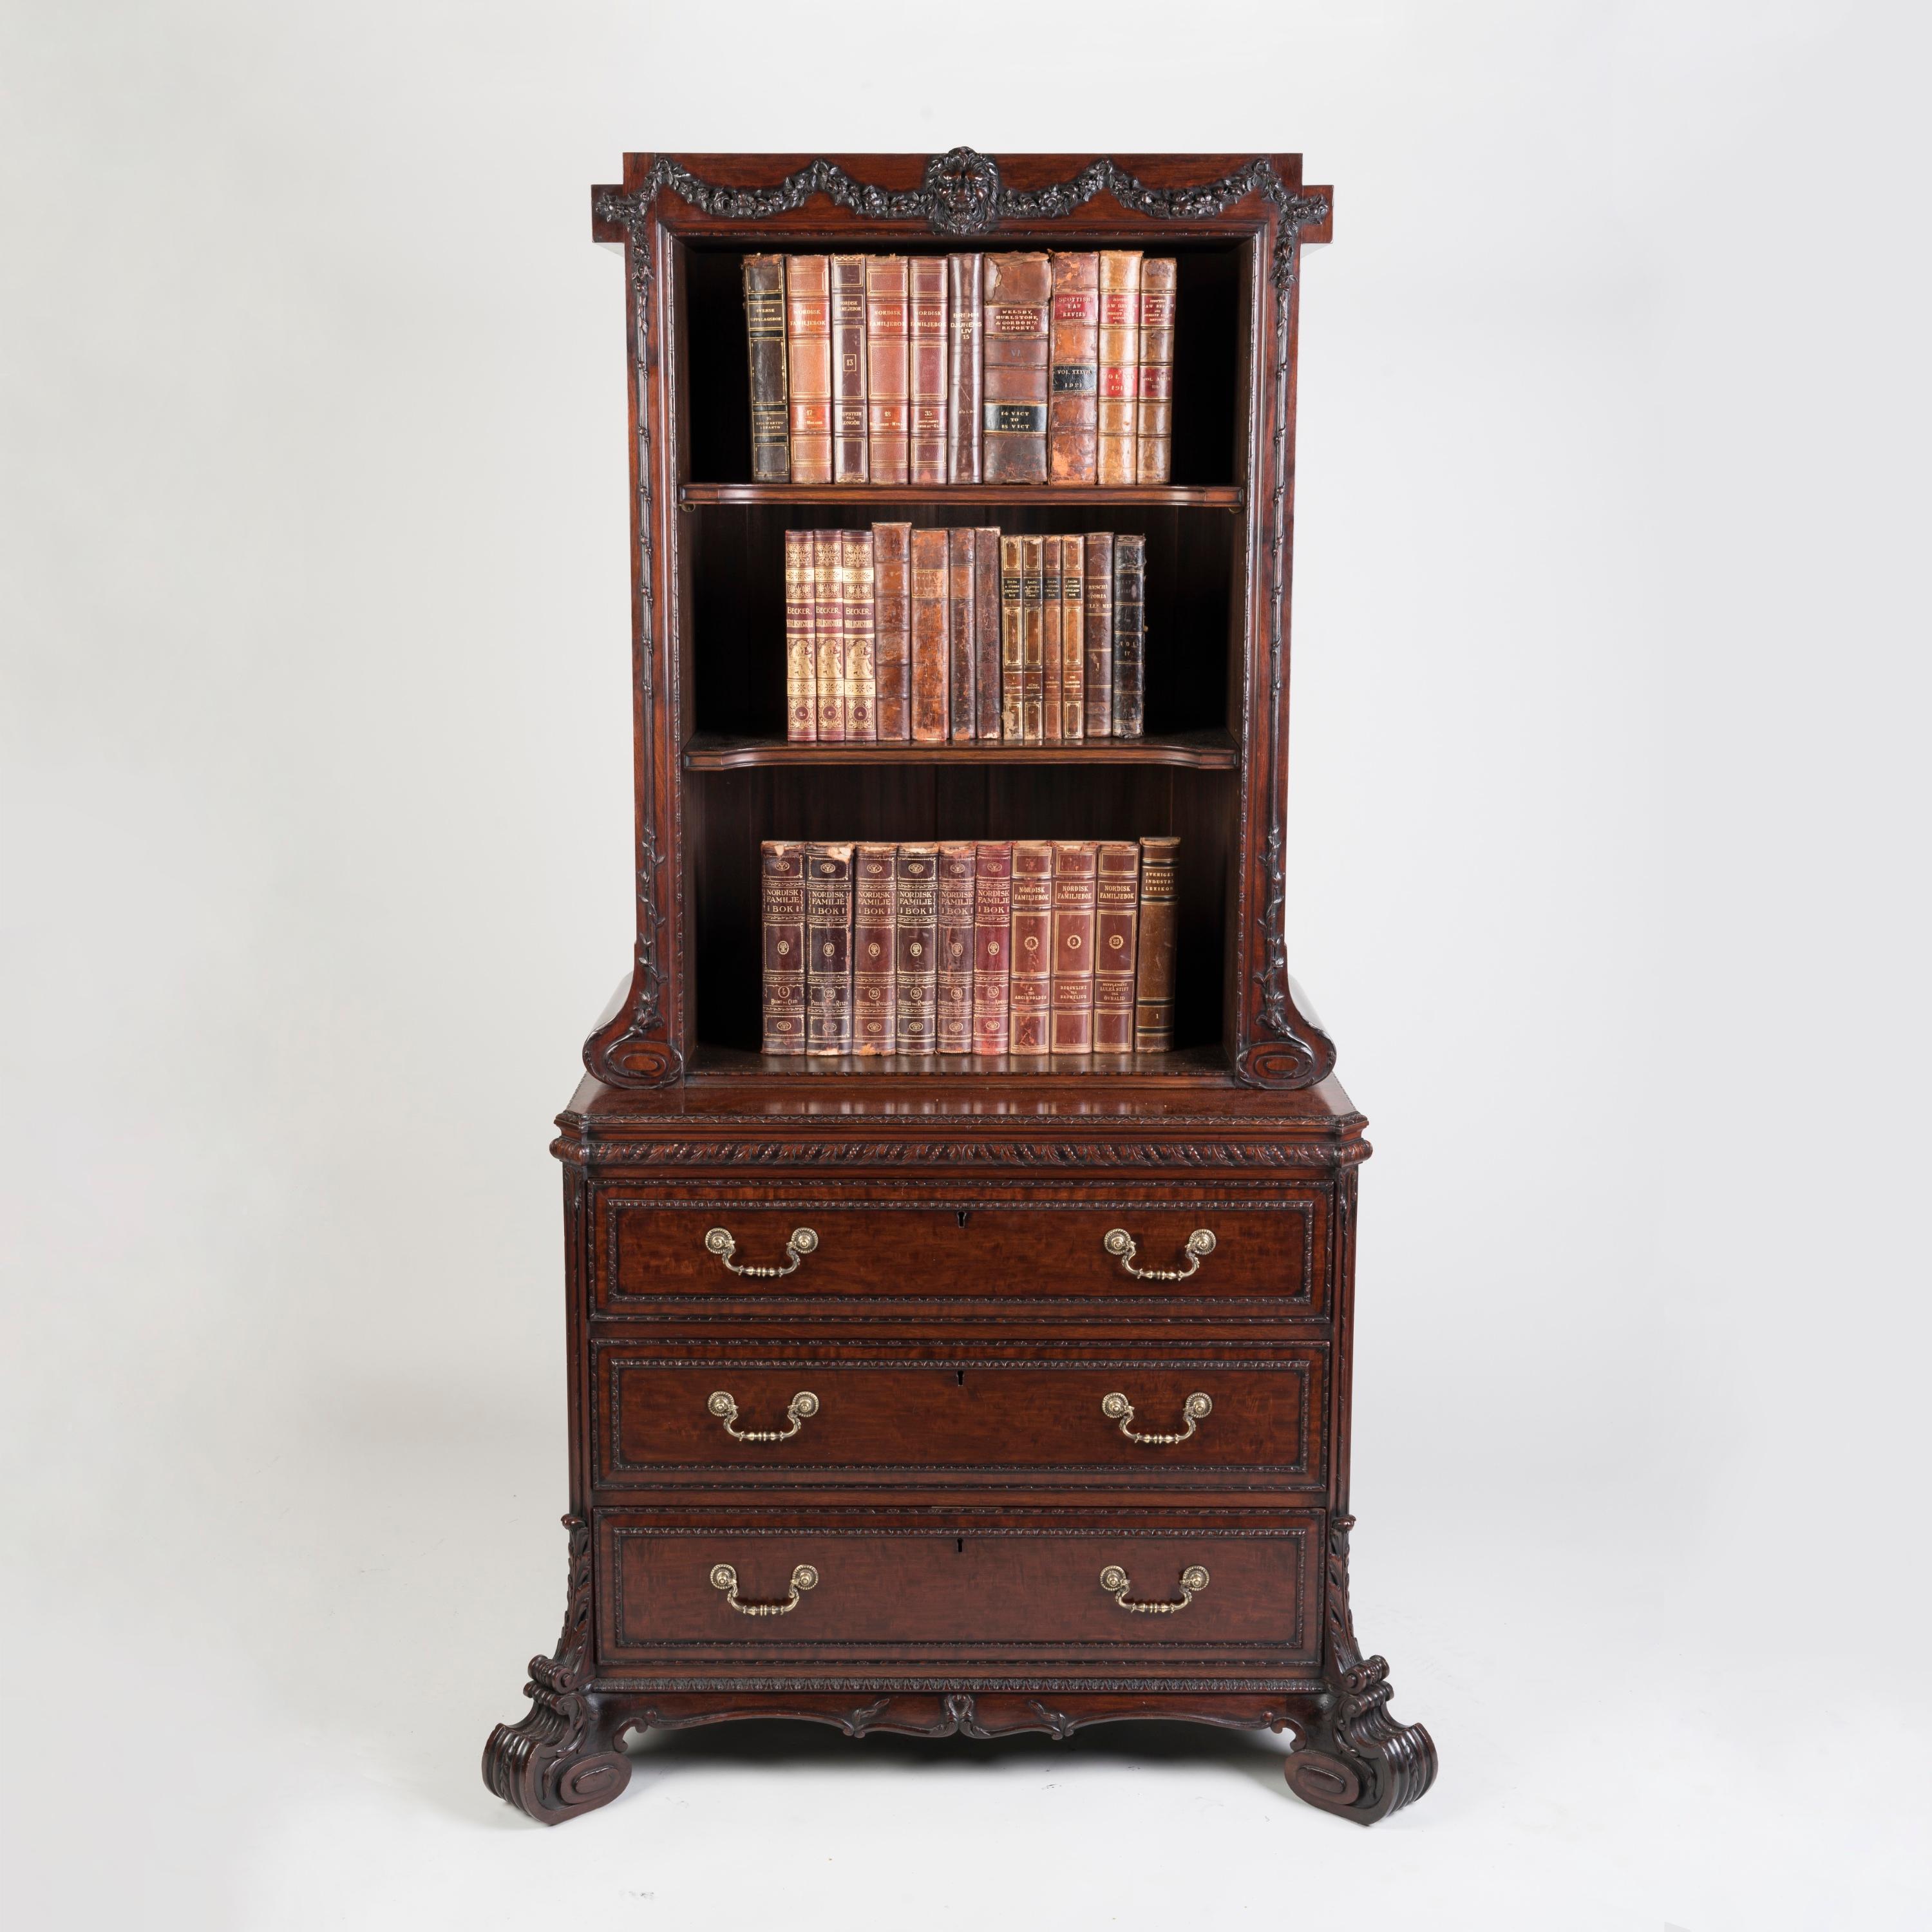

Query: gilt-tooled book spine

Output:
[852, 842, 898, 1054]
[973, 527, 1001, 742]
[1096, 251, 1142, 487]
[893, 844, 940, 1051]
[1019, 533, 1045, 743]
[1040, 534, 1064, 744]
[971, 839, 1013, 1055]
[982, 252, 1050, 485]
[785, 256, 833, 485]
[1111, 532, 1146, 739]
[761, 839, 808, 1053]
[865, 256, 909, 486]
[842, 527, 877, 741]
[1136, 258, 1177, 486]
[742, 254, 790, 483]
[811, 527, 845, 741]
[1008, 841, 1055, 1054]
[908, 259, 949, 488]
[1083, 530, 1114, 739]
[1132, 835, 1179, 1052]
[784, 528, 815, 743]
[1048, 251, 1099, 485]
[998, 535, 1025, 744]
[829, 254, 869, 484]
[947, 527, 976, 743]
[872, 521, 912, 741]
[1092, 840, 1141, 1054]
[936, 842, 978, 1053]
[805, 841, 855, 1056]
[1048, 840, 1099, 1055]
[946, 254, 983, 483]
[909, 528, 950, 744]
[1060, 534, 1086, 740]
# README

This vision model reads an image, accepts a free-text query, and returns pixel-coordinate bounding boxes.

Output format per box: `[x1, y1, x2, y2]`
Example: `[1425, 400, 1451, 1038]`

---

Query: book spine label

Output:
[1083, 529, 1114, 738]
[1047, 251, 1099, 484]
[761, 840, 808, 1053]
[865, 256, 910, 486]
[1060, 534, 1085, 740]
[1112, 532, 1146, 738]
[947, 527, 976, 743]
[1019, 533, 1045, 743]
[811, 527, 844, 741]
[784, 528, 815, 741]
[982, 252, 1050, 484]
[909, 528, 951, 744]
[1092, 840, 1140, 1052]
[852, 842, 898, 1052]
[971, 839, 1013, 1055]
[805, 841, 855, 1054]
[871, 521, 913, 741]
[829, 254, 869, 484]
[1040, 534, 1063, 743]
[946, 254, 983, 482]
[936, 842, 978, 1053]
[1136, 258, 1177, 486]
[842, 527, 876, 741]
[1049, 840, 1099, 1054]
[1008, 841, 1055, 1054]
[908, 259, 949, 487]
[1133, 835, 1179, 1052]
[893, 844, 940, 1050]
[998, 535, 1025, 744]
[743, 254, 790, 483]
[973, 526, 1002, 742]
[1096, 251, 1142, 486]
[784, 256, 833, 485]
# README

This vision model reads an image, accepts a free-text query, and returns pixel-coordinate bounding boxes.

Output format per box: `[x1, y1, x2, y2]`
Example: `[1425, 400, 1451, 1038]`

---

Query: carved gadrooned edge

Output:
[551, 1135, 1368, 1169]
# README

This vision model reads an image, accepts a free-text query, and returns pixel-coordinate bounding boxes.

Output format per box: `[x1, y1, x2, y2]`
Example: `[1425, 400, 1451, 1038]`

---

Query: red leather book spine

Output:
[908, 259, 949, 487]
[1060, 534, 1085, 740]
[842, 527, 876, 741]
[1048, 251, 1099, 484]
[805, 841, 855, 1055]
[784, 528, 815, 742]
[936, 842, 978, 1053]
[1083, 530, 1114, 738]
[742, 254, 789, 483]
[982, 252, 1050, 484]
[852, 842, 898, 1053]
[1040, 535, 1063, 743]
[871, 522, 912, 741]
[1136, 257, 1177, 486]
[1096, 251, 1142, 487]
[971, 839, 1013, 1055]
[1019, 533, 1045, 743]
[1049, 840, 1098, 1054]
[972, 527, 1001, 742]
[784, 256, 832, 485]
[998, 535, 1025, 744]
[1008, 841, 1054, 1054]
[1091, 840, 1140, 1053]
[909, 528, 950, 744]
[866, 256, 909, 486]
[946, 253, 983, 483]
[761, 839, 808, 1053]
[947, 527, 976, 743]
[1111, 533, 1146, 738]
[1132, 835, 1180, 1052]
[829, 254, 868, 484]
[811, 527, 844, 741]
[893, 844, 940, 1051]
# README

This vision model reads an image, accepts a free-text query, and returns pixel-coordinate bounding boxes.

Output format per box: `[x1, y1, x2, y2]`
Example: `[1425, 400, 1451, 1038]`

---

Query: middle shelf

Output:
[684, 730, 1240, 772]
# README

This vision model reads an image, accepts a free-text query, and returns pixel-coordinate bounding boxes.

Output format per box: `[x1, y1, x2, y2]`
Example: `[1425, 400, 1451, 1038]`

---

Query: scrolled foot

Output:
[1284, 1657, 1437, 1825]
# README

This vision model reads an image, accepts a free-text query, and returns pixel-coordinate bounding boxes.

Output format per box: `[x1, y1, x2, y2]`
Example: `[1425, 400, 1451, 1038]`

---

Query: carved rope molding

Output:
[553, 1136, 1366, 1168]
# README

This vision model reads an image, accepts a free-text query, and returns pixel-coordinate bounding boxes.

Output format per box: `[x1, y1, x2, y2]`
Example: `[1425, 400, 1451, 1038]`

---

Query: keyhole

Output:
[956, 1539, 965, 1554]
[956, 1209, 971, 1229]
[956, 1369, 965, 1386]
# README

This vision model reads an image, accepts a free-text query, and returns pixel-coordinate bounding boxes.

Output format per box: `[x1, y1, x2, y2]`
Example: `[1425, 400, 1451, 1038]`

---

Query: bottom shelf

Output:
[686, 1043, 1235, 1082]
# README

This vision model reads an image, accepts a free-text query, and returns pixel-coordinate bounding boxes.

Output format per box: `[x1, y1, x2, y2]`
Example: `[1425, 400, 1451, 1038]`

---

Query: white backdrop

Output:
[5, 3, 1927, 1926]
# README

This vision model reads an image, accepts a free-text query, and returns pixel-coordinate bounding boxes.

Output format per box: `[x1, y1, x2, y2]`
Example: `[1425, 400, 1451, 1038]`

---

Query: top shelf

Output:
[679, 484, 1243, 509]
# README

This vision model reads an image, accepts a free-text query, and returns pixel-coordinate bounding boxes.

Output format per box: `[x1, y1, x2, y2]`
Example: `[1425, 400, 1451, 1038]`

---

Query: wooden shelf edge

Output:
[679, 483, 1242, 509]
[683, 1045, 1235, 1083]
[684, 732, 1240, 772]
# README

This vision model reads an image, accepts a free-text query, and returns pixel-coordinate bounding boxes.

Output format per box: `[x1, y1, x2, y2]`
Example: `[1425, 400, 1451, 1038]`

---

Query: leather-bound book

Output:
[1136, 258, 1177, 485]
[1019, 533, 1046, 743]
[761, 840, 808, 1053]
[947, 527, 976, 743]
[1047, 251, 1099, 484]
[811, 528, 844, 741]
[1083, 530, 1114, 738]
[1048, 840, 1099, 1055]
[852, 842, 898, 1053]
[1040, 535, 1063, 743]
[829, 254, 868, 484]
[785, 256, 833, 485]
[909, 528, 950, 744]
[946, 254, 983, 482]
[971, 839, 1013, 1055]
[873, 522, 913, 740]
[805, 841, 855, 1056]
[865, 256, 909, 486]
[1111, 532, 1146, 738]
[936, 842, 977, 1053]
[1091, 840, 1140, 1053]
[784, 528, 815, 742]
[908, 258, 949, 487]
[1008, 841, 1054, 1054]
[1132, 835, 1180, 1052]
[742, 254, 789, 482]
[1060, 534, 1086, 739]
[1096, 251, 1142, 486]
[998, 535, 1025, 744]
[893, 844, 940, 1051]
[842, 527, 877, 741]
[982, 252, 1050, 484]
[973, 527, 1001, 741]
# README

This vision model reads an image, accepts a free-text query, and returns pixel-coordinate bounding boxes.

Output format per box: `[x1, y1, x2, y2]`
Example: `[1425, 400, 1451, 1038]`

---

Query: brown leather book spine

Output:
[865, 256, 909, 486]
[936, 842, 977, 1053]
[811, 527, 844, 741]
[743, 254, 790, 483]
[982, 252, 1050, 484]
[1048, 840, 1098, 1054]
[971, 839, 1013, 1055]
[1083, 529, 1114, 737]
[973, 527, 1001, 741]
[947, 527, 976, 743]
[998, 535, 1025, 744]
[1132, 835, 1179, 1052]
[1111, 532, 1146, 737]
[909, 528, 950, 744]
[1047, 251, 1099, 484]
[908, 259, 949, 487]
[829, 254, 868, 484]
[1040, 535, 1063, 743]
[946, 254, 983, 482]
[784, 528, 815, 742]
[893, 844, 940, 1051]
[1136, 258, 1177, 485]
[842, 527, 876, 741]
[1091, 840, 1140, 1053]
[785, 256, 832, 485]
[805, 841, 855, 1055]
[1096, 251, 1142, 486]
[852, 842, 897, 1053]
[1007, 841, 1054, 1054]
[871, 522, 912, 741]
[1019, 533, 1045, 743]
[761, 840, 808, 1053]
[1060, 534, 1085, 739]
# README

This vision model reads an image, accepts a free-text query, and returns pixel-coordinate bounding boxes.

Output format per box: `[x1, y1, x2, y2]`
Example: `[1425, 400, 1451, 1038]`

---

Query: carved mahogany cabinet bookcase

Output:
[482, 149, 1435, 1827]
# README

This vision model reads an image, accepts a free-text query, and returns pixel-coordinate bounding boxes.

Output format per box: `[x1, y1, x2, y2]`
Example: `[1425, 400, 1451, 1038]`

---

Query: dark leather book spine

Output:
[998, 535, 1025, 744]
[1091, 839, 1140, 1053]
[973, 527, 1001, 741]
[865, 255, 910, 486]
[936, 842, 978, 1053]
[811, 527, 845, 741]
[947, 527, 976, 743]
[1048, 840, 1099, 1055]
[893, 844, 940, 1051]
[784, 528, 815, 742]
[1008, 840, 1054, 1054]
[1096, 251, 1142, 486]
[909, 528, 950, 744]
[805, 841, 855, 1055]
[1083, 530, 1113, 738]
[1047, 251, 1099, 484]
[761, 839, 808, 1053]
[785, 256, 832, 485]
[852, 842, 898, 1053]
[1111, 532, 1146, 738]
[1136, 258, 1177, 486]
[908, 259, 949, 487]
[742, 254, 790, 482]
[842, 527, 876, 741]
[872, 522, 913, 741]
[946, 253, 983, 482]
[971, 839, 1013, 1056]
[1060, 534, 1085, 739]
[1132, 835, 1179, 1052]
[829, 254, 869, 484]
[982, 252, 1050, 484]
[1019, 533, 1045, 743]
[1040, 534, 1063, 743]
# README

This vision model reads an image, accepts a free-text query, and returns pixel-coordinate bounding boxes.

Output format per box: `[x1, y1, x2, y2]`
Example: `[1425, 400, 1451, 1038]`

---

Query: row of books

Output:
[743, 251, 1176, 488]
[785, 527, 1146, 744]
[762, 837, 1179, 1057]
